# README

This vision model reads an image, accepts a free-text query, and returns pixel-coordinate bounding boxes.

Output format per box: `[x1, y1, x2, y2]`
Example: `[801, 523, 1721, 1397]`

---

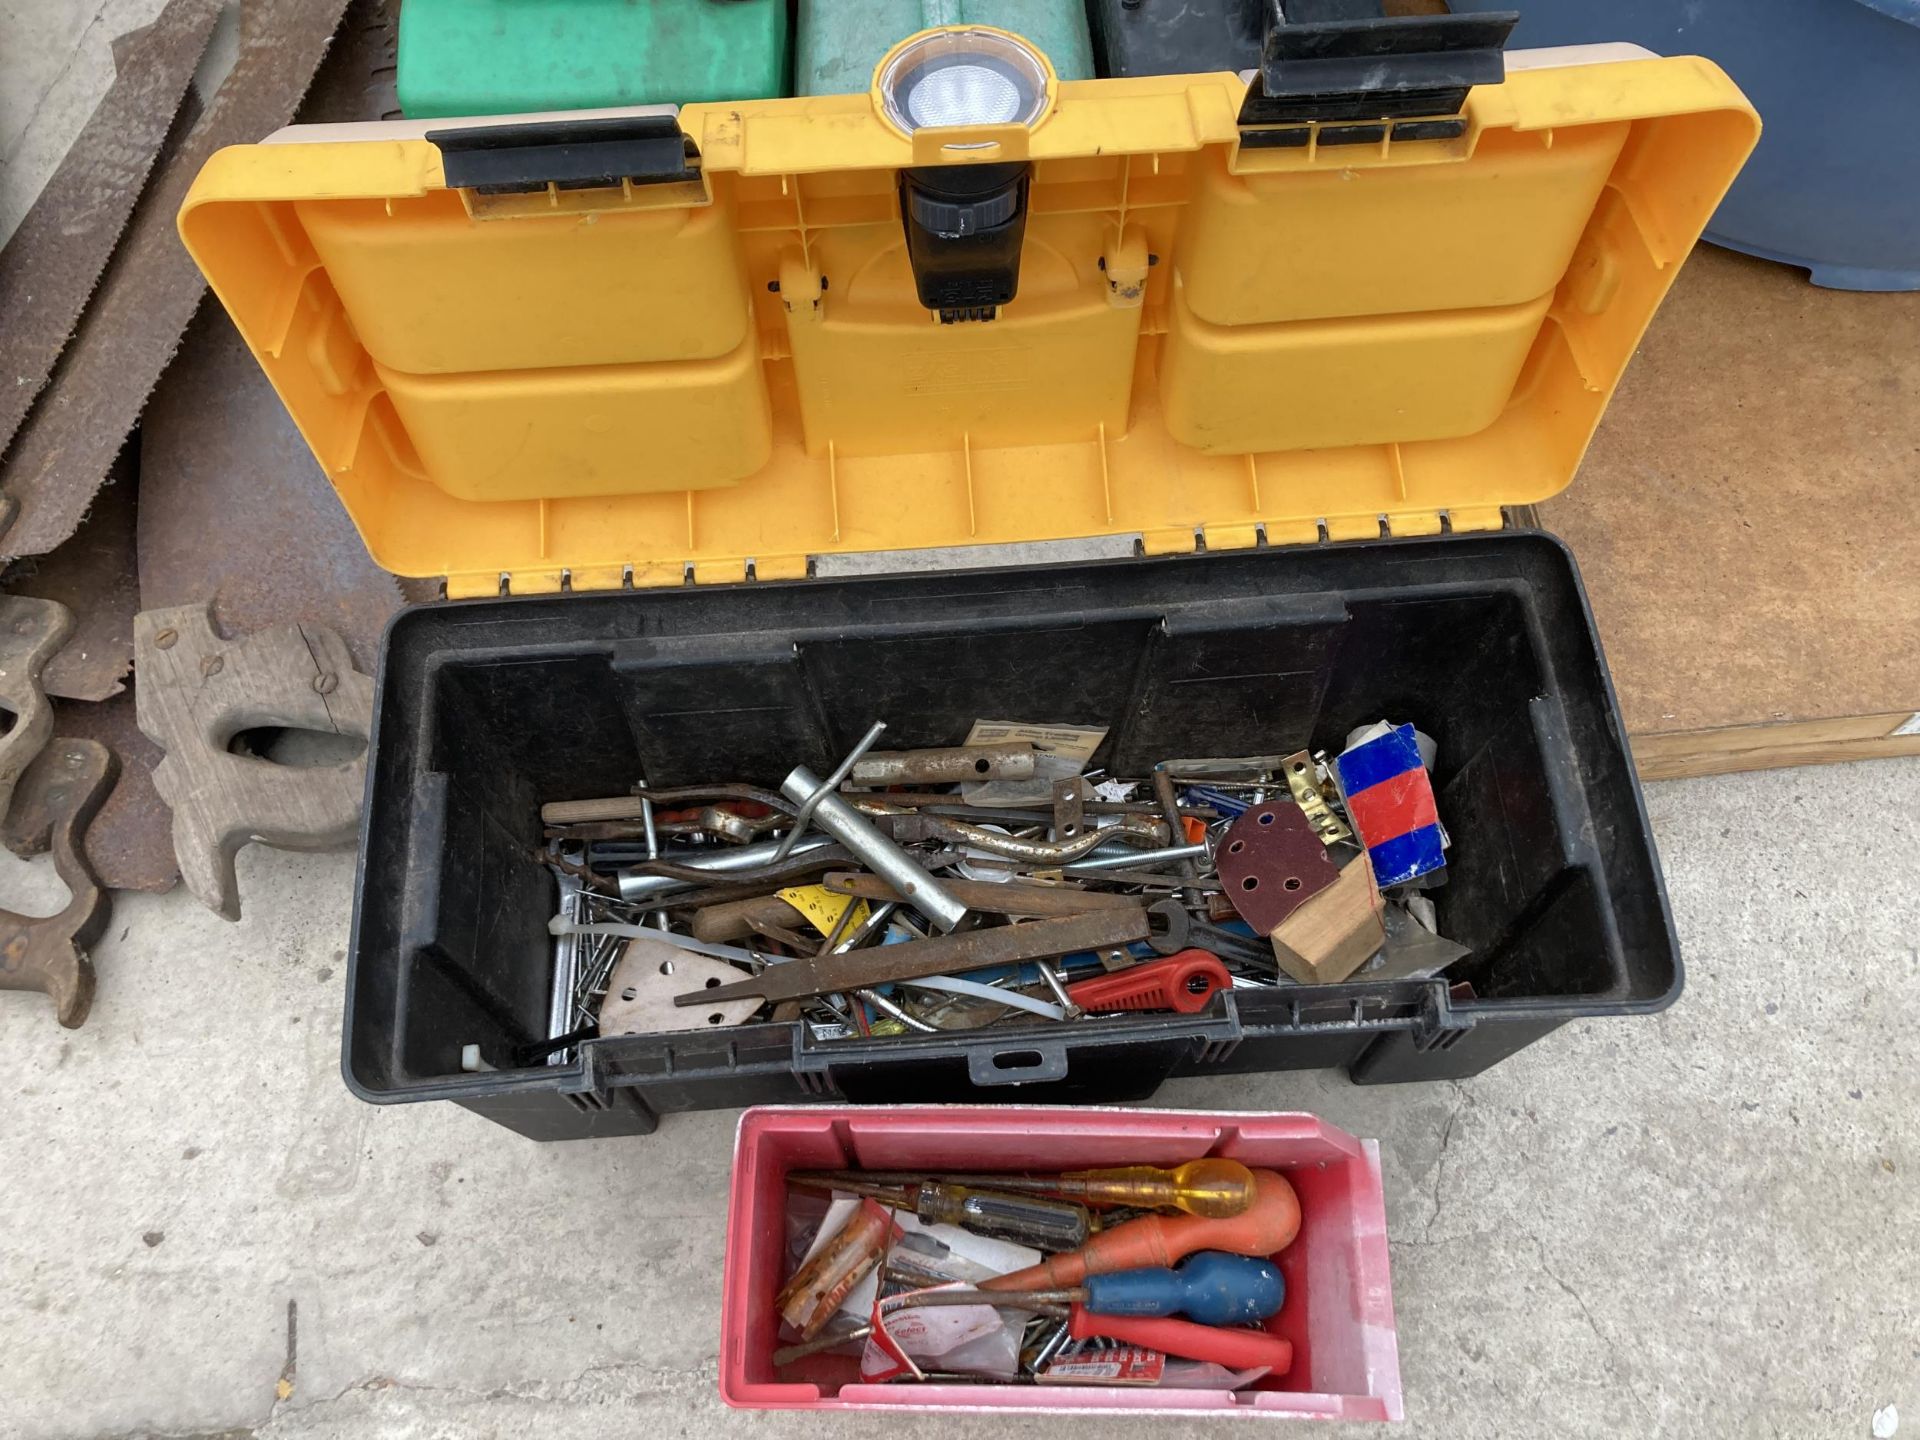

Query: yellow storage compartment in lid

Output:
[177, 48, 1757, 596]
[294, 191, 754, 373]
[1160, 281, 1553, 455]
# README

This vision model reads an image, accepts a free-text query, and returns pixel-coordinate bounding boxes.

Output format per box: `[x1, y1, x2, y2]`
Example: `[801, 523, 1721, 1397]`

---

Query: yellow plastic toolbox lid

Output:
[178, 42, 1756, 597]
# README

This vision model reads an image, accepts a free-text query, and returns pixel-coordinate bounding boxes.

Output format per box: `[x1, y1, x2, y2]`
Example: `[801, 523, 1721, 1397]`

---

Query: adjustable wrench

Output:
[1146, 897, 1279, 974]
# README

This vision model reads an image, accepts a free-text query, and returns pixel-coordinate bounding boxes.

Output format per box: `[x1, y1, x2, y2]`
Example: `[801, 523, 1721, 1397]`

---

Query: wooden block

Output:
[1269, 855, 1385, 986]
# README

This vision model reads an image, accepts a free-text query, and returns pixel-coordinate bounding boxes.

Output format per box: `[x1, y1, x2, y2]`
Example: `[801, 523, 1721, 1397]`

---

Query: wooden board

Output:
[1538, 244, 1920, 781]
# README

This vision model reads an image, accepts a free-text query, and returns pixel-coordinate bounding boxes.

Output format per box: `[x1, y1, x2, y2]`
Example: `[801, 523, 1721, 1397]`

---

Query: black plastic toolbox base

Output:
[344, 534, 1679, 1141]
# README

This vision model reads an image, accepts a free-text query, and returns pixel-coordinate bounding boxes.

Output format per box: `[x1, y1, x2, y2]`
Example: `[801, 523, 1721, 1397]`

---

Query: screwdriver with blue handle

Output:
[883, 1250, 1285, 1326]
[772, 1253, 1292, 1371]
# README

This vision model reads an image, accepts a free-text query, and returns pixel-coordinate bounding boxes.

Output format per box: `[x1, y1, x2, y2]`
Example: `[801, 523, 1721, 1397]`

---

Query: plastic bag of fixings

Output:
[857, 1216, 1042, 1381]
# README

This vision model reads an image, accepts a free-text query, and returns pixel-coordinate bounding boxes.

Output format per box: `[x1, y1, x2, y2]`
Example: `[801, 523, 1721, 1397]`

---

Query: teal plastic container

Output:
[397, 0, 791, 118]
[795, 0, 1095, 95]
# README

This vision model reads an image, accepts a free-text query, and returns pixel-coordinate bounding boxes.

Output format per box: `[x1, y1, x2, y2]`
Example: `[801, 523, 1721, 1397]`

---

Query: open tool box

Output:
[723, 1104, 1398, 1416]
[177, 23, 1757, 1141]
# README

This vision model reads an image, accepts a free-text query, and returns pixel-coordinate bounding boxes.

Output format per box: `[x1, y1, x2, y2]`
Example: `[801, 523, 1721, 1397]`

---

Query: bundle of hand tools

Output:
[770, 1157, 1301, 1386]
[530, 718, 1468, 1063]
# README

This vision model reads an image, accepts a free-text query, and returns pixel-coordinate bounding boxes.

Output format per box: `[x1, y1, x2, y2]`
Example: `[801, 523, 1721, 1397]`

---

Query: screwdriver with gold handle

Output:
[817, 1158, 1257, 1219]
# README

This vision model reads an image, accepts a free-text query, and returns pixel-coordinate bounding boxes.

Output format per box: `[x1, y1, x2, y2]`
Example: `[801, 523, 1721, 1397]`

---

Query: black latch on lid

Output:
[427, 115, 699, 195]
[1238, 0, 1518, 148]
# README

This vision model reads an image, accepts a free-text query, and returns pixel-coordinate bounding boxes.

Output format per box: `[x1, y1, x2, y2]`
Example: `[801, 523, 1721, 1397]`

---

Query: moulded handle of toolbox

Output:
[968, 1044, 1071, 1086]
[427, 114, 698, 195]
[911, 122, 1030, 165]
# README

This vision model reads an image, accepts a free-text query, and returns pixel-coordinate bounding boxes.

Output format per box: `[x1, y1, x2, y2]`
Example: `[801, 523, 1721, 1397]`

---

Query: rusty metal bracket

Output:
[1281, 750, 1353, 846]
[0, 738, 115, 1027]
[0, 596, 75, 818]
[134, 603, 373, 920]
[1052, 777, 1089, 842]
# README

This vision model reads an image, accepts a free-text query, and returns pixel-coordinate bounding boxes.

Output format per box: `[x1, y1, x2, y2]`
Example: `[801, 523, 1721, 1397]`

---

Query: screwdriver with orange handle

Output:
[981, 1168, 1300, 1292]
[1065, 1310, 1292, 1374]
[878, 1287, 1295, 1375]
[813, 1158, 1257, 1219]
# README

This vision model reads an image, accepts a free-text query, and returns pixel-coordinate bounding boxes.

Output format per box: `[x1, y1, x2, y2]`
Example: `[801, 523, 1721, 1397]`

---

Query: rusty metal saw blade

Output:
[0, 0, 354, 562]
[0, 737, 115, 1027]
[137, 303, 402, 672]
[25, 692, 179, 895]
[685, 908, 1150, 1008]
[0, 0, 221, 461]
[1, 460, 139, 702]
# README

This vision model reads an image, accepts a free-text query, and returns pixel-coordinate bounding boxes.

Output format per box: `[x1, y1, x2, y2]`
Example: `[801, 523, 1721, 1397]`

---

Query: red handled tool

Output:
[1066, 950, 1231, 1014]
[982, 1168, 1300, 1291]
[1067, 1308, 1293, 1373]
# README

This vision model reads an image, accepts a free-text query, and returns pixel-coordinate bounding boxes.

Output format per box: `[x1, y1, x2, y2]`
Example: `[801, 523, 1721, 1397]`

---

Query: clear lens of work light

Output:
[879, 28, 1051, 134]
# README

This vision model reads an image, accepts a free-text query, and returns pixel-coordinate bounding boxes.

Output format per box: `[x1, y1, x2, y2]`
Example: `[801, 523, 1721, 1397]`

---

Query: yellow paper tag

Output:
[964, 720, 1108, 768]
[777, 885, 870, 939]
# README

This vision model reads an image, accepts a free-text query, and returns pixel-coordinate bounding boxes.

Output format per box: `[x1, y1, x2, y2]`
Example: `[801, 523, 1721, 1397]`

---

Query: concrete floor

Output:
[3, 8, 1917, 1438]
[1, 757, 1914, 1439]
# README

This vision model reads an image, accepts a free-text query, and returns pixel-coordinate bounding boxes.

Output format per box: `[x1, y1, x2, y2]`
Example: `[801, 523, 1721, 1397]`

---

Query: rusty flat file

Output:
[680, 909, 1150, 1008]
[823, 871, 1142, 917]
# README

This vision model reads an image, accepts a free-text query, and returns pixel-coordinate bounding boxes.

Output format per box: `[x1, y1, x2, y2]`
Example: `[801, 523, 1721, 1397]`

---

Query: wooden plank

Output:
[1540, 244, 1920, 779]
[1632, 712, 1920, 783]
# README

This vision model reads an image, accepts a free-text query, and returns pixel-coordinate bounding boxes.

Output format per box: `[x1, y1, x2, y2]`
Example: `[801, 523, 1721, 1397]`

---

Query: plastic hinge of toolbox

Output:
[1235, 2, 1518, 144]
[427, 114, 699, 196]
[1410, 982, 1472, 1052]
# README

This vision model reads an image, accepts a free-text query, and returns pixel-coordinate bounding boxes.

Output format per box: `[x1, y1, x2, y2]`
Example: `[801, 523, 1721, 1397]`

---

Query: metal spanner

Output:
[1146, 897, 1280, 974]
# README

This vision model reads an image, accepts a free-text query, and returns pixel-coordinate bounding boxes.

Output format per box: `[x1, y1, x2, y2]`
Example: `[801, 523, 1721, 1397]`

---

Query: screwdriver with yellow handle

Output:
[816, 1158, 1257, 1219]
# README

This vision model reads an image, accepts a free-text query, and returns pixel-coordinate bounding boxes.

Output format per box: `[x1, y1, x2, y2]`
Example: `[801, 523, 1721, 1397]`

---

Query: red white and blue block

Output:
[1334, 724, 1446, 887]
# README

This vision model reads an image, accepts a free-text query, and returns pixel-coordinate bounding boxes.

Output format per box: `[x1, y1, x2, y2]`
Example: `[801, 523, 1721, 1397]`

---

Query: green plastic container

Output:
[795, 0, 1095, 96]
[397, 0, 791, 118]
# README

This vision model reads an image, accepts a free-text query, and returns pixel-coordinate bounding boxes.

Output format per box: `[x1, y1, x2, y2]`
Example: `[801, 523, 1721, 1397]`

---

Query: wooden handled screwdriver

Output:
[789, 1174, 1090, 1252]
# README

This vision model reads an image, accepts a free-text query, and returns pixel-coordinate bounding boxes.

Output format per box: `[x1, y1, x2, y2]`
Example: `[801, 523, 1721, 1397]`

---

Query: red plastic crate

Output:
[721, 1105, 1401, 1419]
